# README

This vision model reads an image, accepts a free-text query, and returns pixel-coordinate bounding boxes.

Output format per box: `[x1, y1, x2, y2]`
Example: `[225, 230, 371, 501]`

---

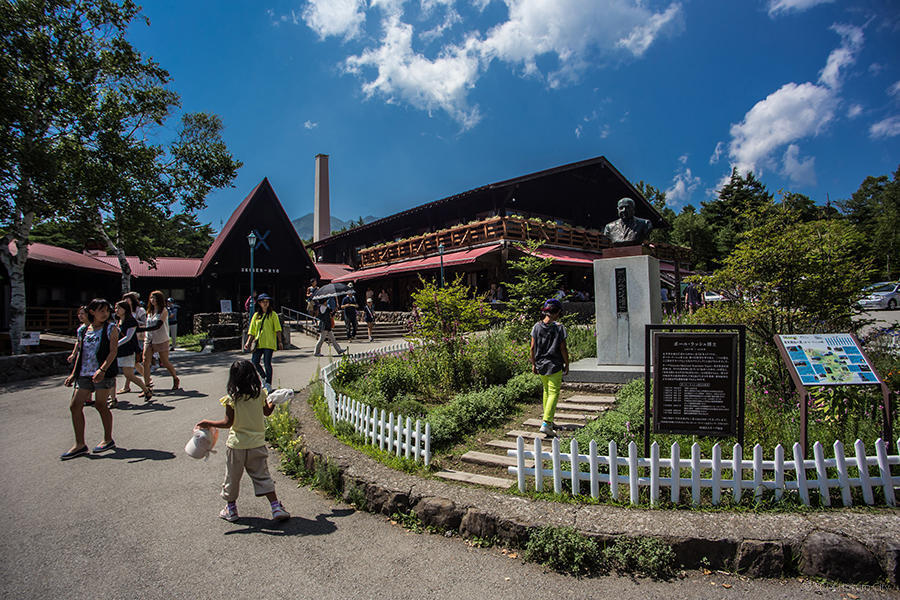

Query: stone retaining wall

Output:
[193, 312, 247, 335]
[290, 385, 899, 586]
[0, 351, 72, 385]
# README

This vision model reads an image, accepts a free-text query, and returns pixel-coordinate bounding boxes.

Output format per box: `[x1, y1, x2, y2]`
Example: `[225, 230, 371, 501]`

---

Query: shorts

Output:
[118, 354, 135, 368]
[75, 376, 116, 391]
[144, 340, 168, 354]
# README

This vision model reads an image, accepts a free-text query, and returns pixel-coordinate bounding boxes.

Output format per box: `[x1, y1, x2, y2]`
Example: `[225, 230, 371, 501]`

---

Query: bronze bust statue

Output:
[603, 197, 653, 243]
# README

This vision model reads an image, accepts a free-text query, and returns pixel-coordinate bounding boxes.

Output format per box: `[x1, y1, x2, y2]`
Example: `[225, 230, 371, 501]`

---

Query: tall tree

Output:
[0, 0, 240, 352]
[840, 167, 900, 280]
[701, 169, 774, 266]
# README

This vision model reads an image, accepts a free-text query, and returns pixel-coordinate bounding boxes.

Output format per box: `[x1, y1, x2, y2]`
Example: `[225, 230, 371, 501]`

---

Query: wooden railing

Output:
[25, 307, 79, 333]
[357, 216, 610, 267]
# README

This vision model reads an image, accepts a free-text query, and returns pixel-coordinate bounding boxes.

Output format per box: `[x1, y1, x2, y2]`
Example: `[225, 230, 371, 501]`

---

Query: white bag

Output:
[185, 426, 219, 460]
[267, 388, 294, 406]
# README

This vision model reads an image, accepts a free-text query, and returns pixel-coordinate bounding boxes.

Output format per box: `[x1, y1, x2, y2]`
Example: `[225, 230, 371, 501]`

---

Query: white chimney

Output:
[314, 153, 330, 243]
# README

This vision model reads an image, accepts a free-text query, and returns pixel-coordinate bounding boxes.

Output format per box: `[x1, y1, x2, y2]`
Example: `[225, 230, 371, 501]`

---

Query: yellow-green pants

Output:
[541, 370, 563, 424]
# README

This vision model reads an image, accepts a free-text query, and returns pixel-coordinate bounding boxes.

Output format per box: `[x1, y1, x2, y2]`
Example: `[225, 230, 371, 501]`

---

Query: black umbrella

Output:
[311, 282, 352, 300]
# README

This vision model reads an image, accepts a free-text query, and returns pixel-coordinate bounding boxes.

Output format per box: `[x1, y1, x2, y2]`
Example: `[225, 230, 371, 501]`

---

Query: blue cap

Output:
[541, 298, 563, 312]
[257, 293, 272, 301]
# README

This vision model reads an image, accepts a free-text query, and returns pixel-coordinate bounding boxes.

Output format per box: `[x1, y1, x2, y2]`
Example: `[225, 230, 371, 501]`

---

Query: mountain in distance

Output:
[292, 213, 378, 240]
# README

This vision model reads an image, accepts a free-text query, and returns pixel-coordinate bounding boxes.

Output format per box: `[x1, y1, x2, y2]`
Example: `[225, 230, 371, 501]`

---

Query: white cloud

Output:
[869, 116, 900, 139]
[818, 24, 863, 90]
[600, 124, 610, 138]
[344, 16, 483, 129]
[302, 0, 367, 40]
[724, 24, 863, 182]
[782, 144, 816, 185]
[728, 82, 836, 175]
[575, 124, 583, 138]
[767, 0, 833, 17]
[888, 80, 900, 100]
[313, 0, 683, 128]
[665, 159, 701, 205]
[709, 141, 724, 164]
[304, 120, 318, 129]
[616, 4, 682, 57]
[847, 104, 863, 118]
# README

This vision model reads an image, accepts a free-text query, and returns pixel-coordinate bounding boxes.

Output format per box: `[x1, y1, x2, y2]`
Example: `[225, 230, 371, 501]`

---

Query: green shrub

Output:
[265, 404, 298, 449]
[524, 526, 605, 576]
[313, 457, 343, 498]
[603, 537, 677, 579]
[428, 372, 541, 448]
[331, 355, 367, 387]
[574, 379, 644, 449]
[563, 322, 596, 362]
[372, 356, 419, 400]
[345, 484, 368, 511]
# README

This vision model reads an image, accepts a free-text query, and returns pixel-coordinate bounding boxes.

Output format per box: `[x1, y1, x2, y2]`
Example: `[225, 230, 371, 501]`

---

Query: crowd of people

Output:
[61, 290, 181, 460]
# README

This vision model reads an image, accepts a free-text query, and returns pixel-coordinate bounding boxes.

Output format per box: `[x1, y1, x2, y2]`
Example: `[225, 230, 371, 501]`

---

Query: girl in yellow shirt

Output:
[243, 293, 283, 392]
[197, 359, 289, 522]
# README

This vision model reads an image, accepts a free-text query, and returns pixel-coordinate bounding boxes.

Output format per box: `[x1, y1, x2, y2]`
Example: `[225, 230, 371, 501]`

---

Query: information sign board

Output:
[778, 334, 881, 385]
[653, 332, 738, 436]
[19, 331, 40, 346]
[219, 299, 233, 313]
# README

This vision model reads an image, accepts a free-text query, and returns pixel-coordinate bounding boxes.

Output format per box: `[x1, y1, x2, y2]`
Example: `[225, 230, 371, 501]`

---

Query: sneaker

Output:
[539, 422, 556, 438]
[271, 502, 290, 522]
[219, 504, 238, 522]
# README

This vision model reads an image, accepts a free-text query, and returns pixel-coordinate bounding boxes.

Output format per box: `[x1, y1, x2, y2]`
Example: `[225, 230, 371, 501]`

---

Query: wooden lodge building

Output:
[2, 155, 687, 333]
[308, 155, 684, 310]
[2, 178, 319, 333]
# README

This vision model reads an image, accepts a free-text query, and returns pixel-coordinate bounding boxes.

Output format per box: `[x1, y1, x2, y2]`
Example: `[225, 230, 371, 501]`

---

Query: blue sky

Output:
[128, 0, 900, 230]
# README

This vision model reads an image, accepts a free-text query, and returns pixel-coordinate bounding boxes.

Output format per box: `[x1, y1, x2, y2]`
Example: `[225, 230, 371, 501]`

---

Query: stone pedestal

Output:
[594, 255, 662, 366]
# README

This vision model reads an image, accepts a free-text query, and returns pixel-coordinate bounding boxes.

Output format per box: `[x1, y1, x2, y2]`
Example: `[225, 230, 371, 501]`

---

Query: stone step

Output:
[461, 450, 534, 468]
[565, 394, 616, 404]
[552, 412, 591, 421]
[484, 439, 519, 450]
[433, 469, 515, 489]
[556, 402, 610, 412]
[522, 418, 584, 430]
[505, 429, 547, 440]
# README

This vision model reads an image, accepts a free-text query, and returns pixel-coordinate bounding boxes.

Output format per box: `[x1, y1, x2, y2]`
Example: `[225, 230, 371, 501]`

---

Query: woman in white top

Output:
[140, 290, 180, 391]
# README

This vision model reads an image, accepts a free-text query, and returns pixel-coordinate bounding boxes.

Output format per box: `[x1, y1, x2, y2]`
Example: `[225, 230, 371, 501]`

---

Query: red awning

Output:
[333, 244, 500, 283]
[524, 246, 603, 266]
[315, 263, 354, 282]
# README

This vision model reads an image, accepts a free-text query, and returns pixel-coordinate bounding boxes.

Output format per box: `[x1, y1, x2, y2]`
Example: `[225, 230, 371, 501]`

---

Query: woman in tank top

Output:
[139, 290, 180, 391]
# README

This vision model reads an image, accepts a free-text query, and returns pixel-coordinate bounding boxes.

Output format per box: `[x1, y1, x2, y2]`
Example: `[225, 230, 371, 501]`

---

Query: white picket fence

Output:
[507, 437, 900, 507]
[321, 344, 432, 466]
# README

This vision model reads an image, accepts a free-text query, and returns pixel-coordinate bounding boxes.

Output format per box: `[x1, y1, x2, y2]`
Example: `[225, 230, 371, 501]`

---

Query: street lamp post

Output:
[438, 243, 445, 288]
[247, 231, 257, 316]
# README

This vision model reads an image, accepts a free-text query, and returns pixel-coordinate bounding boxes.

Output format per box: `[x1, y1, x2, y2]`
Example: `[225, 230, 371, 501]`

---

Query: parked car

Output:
[858, 281, 900, 310]
[704, 291, 726, 303]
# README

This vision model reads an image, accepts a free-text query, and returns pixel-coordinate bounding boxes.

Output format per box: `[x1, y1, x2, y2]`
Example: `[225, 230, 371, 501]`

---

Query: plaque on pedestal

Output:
[593, 255, 662, 366]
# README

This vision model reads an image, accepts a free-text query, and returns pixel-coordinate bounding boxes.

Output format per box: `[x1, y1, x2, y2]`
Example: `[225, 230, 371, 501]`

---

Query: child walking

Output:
[196, 359, 290, 522]
[530, 298, 569, 438]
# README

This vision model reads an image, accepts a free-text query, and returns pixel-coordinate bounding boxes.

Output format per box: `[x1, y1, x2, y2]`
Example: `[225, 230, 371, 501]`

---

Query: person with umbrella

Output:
[311, 283, 351, 357]
[341, 283, 359, 340]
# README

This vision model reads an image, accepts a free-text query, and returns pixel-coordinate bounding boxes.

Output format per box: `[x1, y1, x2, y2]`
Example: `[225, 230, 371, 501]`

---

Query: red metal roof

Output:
[94, 255, 201, 278]
[10, 242, 122, 274]
[332, 244, 501, 283]
[315, 263, 353, 282]
[525, 246, 604, 266]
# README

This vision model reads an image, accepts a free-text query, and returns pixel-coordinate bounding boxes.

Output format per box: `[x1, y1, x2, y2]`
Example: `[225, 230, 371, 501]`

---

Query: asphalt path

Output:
[0, 337, 895, 599]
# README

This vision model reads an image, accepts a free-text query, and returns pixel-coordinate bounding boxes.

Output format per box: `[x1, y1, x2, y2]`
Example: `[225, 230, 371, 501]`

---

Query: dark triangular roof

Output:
[198, 178, 314, 276]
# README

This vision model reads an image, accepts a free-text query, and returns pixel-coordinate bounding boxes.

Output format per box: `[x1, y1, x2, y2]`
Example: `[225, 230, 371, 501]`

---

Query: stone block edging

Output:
[0, 351, 72, 384]
[290, 386, 900, 586]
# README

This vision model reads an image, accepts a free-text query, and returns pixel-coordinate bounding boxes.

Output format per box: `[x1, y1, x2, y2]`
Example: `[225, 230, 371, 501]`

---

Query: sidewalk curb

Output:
[290, 385, 899, 586]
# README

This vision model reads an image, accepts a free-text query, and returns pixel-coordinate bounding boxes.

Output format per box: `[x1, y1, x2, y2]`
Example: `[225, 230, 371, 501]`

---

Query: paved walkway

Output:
[0, 338, 894, 599]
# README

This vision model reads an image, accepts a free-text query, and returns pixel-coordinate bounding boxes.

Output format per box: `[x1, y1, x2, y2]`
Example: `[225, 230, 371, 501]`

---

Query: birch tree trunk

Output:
[0, 210, 35, 355]
[97, 223, 132, 295]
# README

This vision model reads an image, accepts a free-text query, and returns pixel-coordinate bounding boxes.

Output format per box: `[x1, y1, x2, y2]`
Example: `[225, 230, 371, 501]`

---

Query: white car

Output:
[704, 291, 726, 303]
[859, 281, 900, 311]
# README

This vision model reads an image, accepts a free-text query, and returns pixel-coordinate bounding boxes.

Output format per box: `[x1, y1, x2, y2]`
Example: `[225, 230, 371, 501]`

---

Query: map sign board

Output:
[653, 332, 739, 437]
[778, 334, 880, 386]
